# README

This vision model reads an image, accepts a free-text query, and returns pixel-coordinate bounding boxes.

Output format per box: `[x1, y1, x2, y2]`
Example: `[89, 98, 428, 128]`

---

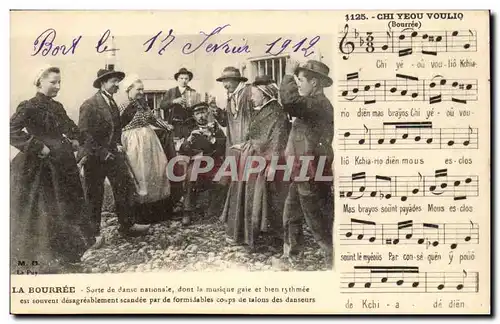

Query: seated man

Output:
[179, 102, 227, 226]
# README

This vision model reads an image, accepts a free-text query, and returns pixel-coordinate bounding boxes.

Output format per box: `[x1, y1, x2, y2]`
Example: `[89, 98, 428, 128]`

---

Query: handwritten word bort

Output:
[32, 28, 82, 56]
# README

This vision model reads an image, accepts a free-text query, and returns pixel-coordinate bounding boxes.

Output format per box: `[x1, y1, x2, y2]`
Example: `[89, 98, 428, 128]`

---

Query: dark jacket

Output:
[279, 74, 334, 178]
[11, 92, 83, 155]
[159, 86, 194, 124]
[77, 91, 122, 162]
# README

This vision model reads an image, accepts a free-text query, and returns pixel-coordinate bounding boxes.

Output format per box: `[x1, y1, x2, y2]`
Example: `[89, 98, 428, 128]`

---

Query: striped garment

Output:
[121, 100, 171, 132]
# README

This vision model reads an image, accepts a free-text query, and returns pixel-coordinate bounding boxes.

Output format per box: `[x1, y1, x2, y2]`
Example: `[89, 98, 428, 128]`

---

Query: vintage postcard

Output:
[9, 9, 490, 314]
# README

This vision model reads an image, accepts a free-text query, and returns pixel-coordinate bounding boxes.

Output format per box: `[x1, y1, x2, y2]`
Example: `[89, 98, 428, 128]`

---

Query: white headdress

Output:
[33, 64, 57, 87]
[121, 73, 141, 93]
[115, 73, 142, 111]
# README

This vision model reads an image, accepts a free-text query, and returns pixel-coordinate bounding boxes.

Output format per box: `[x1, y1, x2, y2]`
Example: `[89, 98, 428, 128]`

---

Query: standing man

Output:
[159, 67, 196, 215]
[213, 66, 254, 156]
[160, 67, 196, 139]
[213, 66, 255, 226]
[78, 68, 150, 249]
[278, 60, 334, 269]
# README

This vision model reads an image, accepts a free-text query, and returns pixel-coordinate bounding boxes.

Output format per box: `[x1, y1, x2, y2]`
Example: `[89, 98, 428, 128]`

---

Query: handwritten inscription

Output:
[32, 28, 82, 56]
[96, 29, 119, 54]
[265, 36, 321, 58]
[31, 25, 320, 57]
[182, 24, 250, 55]
[144, 29, 176, 55]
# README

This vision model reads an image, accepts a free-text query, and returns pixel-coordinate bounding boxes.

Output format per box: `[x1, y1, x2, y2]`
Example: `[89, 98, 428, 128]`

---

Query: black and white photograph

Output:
[10, 25, 335, 275]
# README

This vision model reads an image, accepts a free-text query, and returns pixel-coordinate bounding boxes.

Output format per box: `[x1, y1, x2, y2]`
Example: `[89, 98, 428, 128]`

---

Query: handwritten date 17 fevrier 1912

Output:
[31, 25, 321, 58]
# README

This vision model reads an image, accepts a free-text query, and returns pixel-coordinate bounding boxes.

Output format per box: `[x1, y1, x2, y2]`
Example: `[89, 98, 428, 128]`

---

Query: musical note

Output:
[393, 220, 414, 244]
[451, 80, 474, 104]
[348, 272, 356, 288]
[339, 122, 479, 151]
[420, 223, 440, 247]
[339, 170, 479, 201]
[464, 126, 473, 146]
[457, 270, 467, 291]
[341, 72, 360, 100]
[345, 218, 377, 243]
[381, 31, 392, 51]
[437, 273, 446, 291]
[392, 74, 420, 99]
[465, 220, 475, 243]
[421, 31, 445, 56]
[357, 124, 369, 146]
[397, 29, 418, 57]
[363, 80, 381, 105]
[450, 29, 476, 50]
[338, 26, 477, 60]
[341, 266, 479, 293]
[364, 271, 372, 289]
[374, 175, 393, 199]
[340, 220, 480, 249]
[400, 172, 423, 201]
[338, 73, 478, 104]
[342, 172, 367, 199]
[429, 169, 448, 196]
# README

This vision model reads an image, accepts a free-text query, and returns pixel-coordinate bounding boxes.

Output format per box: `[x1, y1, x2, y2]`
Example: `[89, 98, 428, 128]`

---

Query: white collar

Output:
[228, 82, 246, 99]
[102, 90, 113, 98]
[253, 98, 276, 111]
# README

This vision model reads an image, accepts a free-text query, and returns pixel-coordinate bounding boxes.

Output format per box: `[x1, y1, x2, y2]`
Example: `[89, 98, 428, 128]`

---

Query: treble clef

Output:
[339, 24, 355, 60]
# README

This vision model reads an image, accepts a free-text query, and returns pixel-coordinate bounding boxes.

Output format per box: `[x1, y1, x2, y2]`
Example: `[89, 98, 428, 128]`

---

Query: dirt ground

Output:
[79, 184, 330, 273]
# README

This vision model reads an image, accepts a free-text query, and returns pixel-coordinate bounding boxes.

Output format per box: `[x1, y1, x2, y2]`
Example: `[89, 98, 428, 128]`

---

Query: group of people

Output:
[10, 59, 334, 273]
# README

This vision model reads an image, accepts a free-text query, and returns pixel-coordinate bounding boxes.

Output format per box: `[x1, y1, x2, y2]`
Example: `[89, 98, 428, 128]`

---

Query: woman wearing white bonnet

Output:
[10, 64, 94, 273]
[119, 74, 174, 224]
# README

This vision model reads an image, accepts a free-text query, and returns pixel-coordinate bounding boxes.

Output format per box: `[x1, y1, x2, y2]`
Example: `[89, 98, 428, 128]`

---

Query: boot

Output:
[181, 212, 191, 226]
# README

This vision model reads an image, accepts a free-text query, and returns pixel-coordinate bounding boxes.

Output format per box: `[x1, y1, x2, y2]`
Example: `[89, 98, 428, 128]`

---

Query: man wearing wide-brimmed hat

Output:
[213, 66, 254, 156]
[159, 67, 196, 139]
[78, 67, 150, 248]
[278, 59, 334, 270]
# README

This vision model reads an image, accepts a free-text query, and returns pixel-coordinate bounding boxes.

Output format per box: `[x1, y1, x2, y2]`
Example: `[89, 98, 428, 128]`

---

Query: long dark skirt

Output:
[10, 150, 94, 273]
[221, 149, 288, 249]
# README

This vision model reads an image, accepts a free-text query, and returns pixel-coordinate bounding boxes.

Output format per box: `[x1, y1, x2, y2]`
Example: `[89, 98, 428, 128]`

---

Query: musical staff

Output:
[339, 73, 478, 104]
[339, 24, 477, 60]
[340, 219, 479, 249]
[340, 122, 478, 150]
[341, 266, 479, 293]
[339, 169, 479, 201]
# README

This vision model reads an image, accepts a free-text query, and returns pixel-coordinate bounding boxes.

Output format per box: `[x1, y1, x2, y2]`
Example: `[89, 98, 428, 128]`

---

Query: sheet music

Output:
[8, 9, 490, 315]
[335, 10, 489, 314]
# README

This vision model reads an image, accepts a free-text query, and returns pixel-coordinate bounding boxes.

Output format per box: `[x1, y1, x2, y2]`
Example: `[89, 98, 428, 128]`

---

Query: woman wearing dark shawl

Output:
[10, 66, 94, 273]
[222, 75, 291, 251]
